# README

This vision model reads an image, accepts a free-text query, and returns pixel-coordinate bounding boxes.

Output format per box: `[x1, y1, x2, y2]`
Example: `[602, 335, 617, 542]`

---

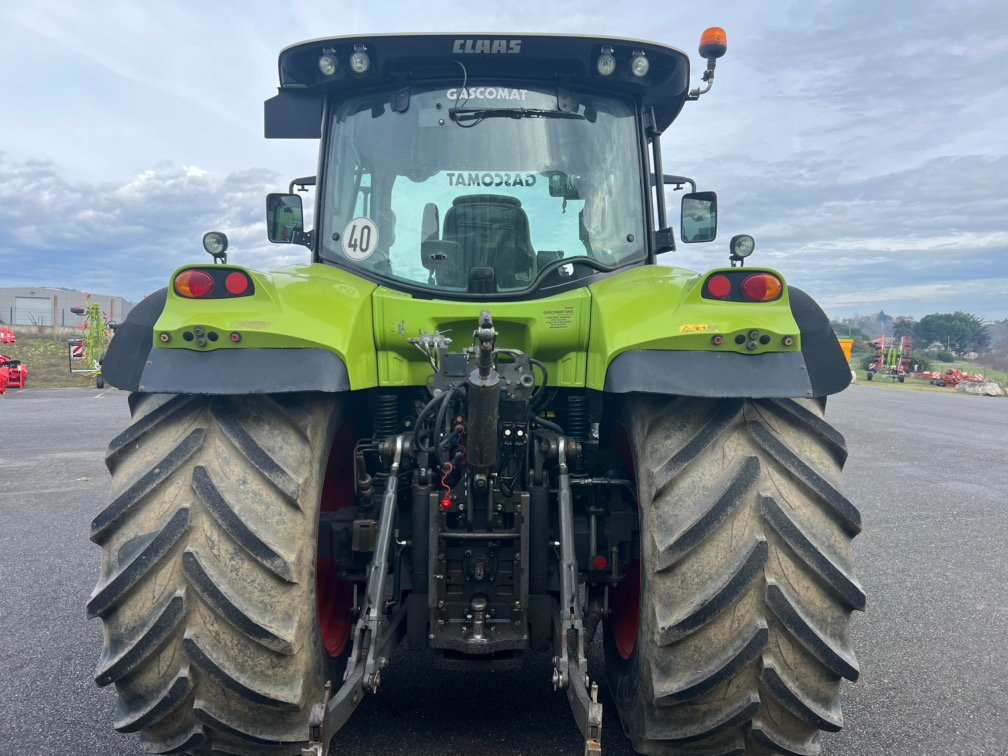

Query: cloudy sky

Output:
[0, 0, 1005, 318]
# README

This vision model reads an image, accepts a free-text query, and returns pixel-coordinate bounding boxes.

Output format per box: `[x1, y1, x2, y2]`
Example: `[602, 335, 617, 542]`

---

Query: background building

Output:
[0, 287, 132, 327]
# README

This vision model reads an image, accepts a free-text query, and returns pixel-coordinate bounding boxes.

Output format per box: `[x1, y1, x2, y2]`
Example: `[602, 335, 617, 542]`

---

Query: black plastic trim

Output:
[172, 267, 255, 299]
[265, 90, 323, 138]
[102, 288, 169, 391]
[604, 350, 814, 398]
[701, 270, 783, 303]
[788, 286, 852, 397]
[137, 347, 350, 394]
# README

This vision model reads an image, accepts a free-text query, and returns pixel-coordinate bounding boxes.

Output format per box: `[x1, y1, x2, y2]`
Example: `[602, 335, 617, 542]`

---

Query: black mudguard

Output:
[101, 288, 168, 391]
[604, 286, 851, 399]
[102, 288, 350, 394]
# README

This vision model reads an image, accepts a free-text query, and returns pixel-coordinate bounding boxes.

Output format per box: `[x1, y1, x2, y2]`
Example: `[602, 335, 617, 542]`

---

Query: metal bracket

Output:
[302, 435, 405, 754]
[393, 85, 411, 113]
[552, 436, 604, 755]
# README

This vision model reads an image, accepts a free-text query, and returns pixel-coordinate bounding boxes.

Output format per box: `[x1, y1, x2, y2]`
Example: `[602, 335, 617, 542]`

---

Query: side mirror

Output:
[266, 193, 305, 244]
[680, 191, 717, 243]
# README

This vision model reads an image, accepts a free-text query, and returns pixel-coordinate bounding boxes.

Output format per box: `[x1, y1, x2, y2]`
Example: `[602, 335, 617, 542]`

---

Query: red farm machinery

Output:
[866, 335, 912, 382]
[0, 327, 28, 393]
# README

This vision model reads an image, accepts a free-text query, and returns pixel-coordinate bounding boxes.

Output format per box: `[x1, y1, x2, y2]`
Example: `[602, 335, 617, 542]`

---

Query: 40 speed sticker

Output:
[341, 217, 379, 261]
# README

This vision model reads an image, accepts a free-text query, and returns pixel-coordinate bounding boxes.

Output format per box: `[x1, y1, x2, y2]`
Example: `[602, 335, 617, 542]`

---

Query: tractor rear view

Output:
[92, 30, 861, 755]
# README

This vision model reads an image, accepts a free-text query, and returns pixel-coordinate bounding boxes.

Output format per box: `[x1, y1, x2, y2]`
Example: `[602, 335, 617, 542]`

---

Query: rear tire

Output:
[89, 392, 342, 754]
[604, 396, 863, 754]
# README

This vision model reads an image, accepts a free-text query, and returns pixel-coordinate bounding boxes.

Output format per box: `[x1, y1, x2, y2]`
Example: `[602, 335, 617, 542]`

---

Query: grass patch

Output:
[856, 371, 953, 393]
[1, 333, 99, 388]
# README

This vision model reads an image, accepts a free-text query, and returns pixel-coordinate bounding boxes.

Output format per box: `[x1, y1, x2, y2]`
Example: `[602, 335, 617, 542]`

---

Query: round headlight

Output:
[318, 55, 337, 76]
[631, 53, 649, 77]
[349, 50, 370, 74]
[202, 231, 228, 256]
[730, 234, 755, 258]
[596, 53, 616, 76]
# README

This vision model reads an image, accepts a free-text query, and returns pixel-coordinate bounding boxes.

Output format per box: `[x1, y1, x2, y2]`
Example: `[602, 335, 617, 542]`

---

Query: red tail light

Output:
[174, 269, 215, 298]
[741, 273, 782, 302]
[225, 271, 251, 295]
[707, 274, 732, 298]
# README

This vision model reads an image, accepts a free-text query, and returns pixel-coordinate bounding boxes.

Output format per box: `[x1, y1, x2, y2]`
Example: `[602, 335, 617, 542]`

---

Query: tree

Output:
[914, 312, 991, 354]
[831, 320, 872, 356]
[892, 317, 917, 340]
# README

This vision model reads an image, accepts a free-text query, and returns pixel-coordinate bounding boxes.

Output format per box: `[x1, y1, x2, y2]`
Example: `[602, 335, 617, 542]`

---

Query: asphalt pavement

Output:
[0, 386, 1006, 755]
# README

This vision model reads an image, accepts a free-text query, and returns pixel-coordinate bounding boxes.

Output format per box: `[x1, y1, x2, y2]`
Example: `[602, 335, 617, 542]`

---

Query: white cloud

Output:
[0, 0, 1005, 320]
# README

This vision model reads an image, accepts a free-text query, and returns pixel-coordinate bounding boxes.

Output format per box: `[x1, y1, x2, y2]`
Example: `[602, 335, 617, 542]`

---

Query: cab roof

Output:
[269, 33, 691, 135]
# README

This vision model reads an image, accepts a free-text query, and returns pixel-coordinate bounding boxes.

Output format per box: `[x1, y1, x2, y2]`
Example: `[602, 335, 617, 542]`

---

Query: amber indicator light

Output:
[741, 273, 783, 302]
[174, 269, 214, 298]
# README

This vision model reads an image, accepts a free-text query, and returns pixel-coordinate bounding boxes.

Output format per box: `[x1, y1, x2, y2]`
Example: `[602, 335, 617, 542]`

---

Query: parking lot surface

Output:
[1, 386, 1005, 754]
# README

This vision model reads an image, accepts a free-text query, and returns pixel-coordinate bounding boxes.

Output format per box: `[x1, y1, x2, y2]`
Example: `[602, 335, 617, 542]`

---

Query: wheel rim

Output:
[608, 421, 640, 660]
[316, 420, 358, 657]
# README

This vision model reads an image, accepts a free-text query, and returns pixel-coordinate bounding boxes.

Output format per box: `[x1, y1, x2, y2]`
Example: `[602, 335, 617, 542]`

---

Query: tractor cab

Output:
[263, 33, 725, 298]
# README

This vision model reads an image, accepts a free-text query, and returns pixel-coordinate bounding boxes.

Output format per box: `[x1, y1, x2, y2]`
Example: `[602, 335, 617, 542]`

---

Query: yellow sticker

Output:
[679, 323, 719, 334]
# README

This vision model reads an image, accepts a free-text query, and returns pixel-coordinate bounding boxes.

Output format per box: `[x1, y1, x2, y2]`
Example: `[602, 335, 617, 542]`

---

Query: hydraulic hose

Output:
[532, 414, 564, 435]
[414, 391, 448, 453]
[434, 386, 462, 467]
[530, 358, 549, 408]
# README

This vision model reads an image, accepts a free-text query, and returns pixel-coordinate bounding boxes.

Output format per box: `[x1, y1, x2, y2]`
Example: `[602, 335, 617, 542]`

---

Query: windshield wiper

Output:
[449, 107, 586, 125]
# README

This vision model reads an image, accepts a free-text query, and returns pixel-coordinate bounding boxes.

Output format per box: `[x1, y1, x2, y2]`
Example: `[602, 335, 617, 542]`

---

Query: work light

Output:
[730, 234, 755, 258]
[630, 51, 649, 77]
[202, 231, 228, 257]
[318, 55, 337, 76]
[596, 47, 616, 76]
[350, 47, 370, 74]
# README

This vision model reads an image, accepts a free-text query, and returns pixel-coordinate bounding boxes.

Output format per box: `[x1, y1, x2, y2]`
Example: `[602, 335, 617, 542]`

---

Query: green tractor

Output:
[92, 29, 862, 755]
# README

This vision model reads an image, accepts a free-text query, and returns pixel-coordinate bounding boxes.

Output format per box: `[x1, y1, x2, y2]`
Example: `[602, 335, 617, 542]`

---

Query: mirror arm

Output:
[663, 174, 696, 193]
[288, 175, 317, 194]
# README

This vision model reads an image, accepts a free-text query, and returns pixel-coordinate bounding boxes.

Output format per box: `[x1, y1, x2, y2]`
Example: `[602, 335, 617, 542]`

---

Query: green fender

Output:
[587, 266, 849, 398]
[104, 264, 378, 393]
[104, 262, 848, 398]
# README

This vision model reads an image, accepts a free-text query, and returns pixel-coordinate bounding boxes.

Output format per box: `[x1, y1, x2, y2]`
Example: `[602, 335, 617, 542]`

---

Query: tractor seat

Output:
[442, 194, 536, 289]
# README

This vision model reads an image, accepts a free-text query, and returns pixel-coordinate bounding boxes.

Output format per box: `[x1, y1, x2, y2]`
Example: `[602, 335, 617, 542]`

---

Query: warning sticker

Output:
[543, 306, 575, 329]
[341, 217, 379, 261]
[679, 323, 719, 334]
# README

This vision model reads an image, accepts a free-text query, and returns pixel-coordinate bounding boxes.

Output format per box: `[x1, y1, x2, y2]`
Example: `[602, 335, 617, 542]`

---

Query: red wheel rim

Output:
[316, 421, 357, 657]
[609, 422, 640, 660]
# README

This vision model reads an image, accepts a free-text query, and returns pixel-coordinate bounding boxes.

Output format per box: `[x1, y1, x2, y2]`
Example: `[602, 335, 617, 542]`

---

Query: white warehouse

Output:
[0, 287, 132, 327]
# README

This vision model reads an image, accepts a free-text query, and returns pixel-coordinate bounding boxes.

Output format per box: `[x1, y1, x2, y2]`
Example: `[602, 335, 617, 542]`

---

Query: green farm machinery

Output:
[92, 29, 861, 755]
